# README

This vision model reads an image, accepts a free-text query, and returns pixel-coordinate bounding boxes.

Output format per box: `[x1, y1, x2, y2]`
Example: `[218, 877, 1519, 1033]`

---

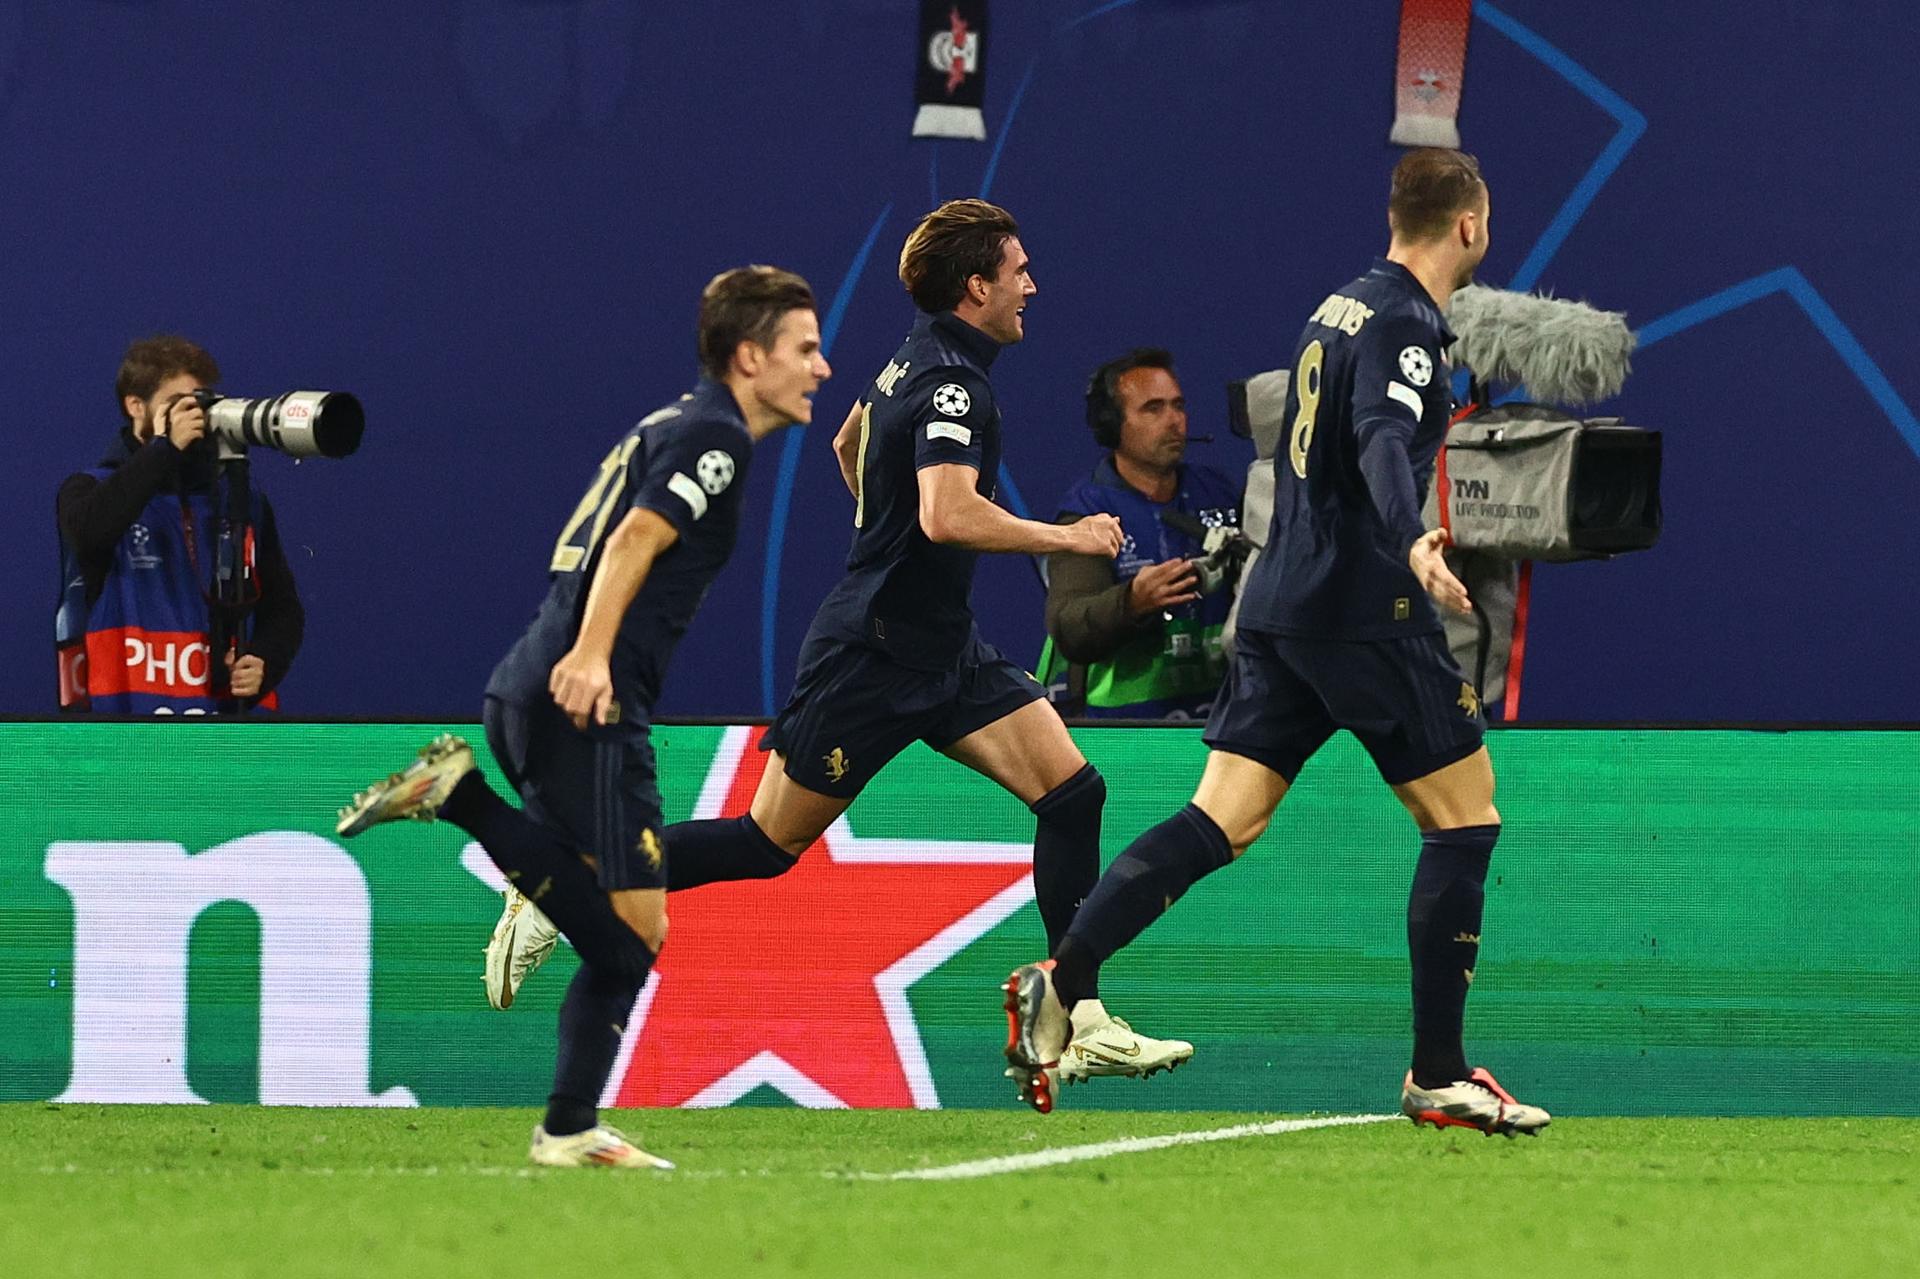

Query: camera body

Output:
[1158, 509, 1252, 596]
[1191, 524, 1253, 596]
[191, 389, 364, 459]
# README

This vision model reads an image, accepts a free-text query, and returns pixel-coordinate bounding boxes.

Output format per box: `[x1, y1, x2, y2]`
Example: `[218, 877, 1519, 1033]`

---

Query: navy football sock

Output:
[1029, 764, 1106, 965]
[664, 815, 797, 891]
[1052, 803, 1234, 1007]
[1407, 824, 1498, 1088]
[440, 772, 660, 1134]
[437, 771, 655, 981]
[545, 952, 654, 1137]
[438, 769, 584, 901]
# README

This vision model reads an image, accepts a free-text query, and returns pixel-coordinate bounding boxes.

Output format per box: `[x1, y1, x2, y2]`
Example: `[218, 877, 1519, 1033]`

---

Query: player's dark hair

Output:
[1388, 148, 1486, 243]
[698, 266, 817, 379]
[115, 335, 220, 422]
[898, 199, 1020, 314]
[1085, 348, 1176, 449]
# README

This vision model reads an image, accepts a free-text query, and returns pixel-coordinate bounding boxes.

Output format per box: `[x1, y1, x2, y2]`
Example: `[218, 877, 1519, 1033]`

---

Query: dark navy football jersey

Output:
[486, 377, 752, 720]
[807, 310, 1003, 670]
[1237, 258, 1455, 640]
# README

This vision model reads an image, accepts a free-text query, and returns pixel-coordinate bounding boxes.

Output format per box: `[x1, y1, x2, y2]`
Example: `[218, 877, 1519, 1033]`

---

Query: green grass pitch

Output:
[3, 1106, 1914, 1278]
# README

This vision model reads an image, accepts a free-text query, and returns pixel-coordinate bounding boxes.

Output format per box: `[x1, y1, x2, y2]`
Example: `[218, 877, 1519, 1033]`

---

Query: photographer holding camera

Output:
[56, 336, 305, 713]
[1040, 349, 1244, 719]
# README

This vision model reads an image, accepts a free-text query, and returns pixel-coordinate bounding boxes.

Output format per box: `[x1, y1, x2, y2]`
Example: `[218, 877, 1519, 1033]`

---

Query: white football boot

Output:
[336, 734, 474, 837]
[1001, 960, 1071, 1113]
[529, 1123, 674, 1170]
[1402, 1067, 1552, 1137]
[1058, 999, 1195, 1083]
[483, 887, 560, 1011]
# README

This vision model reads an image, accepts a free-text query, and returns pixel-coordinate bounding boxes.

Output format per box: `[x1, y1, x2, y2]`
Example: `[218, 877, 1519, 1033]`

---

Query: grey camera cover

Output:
[1422, 408, 1589, 561]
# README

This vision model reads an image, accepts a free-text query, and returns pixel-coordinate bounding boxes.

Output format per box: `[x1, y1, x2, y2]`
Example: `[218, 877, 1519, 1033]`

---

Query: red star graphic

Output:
[605, 727, 1034, 1109]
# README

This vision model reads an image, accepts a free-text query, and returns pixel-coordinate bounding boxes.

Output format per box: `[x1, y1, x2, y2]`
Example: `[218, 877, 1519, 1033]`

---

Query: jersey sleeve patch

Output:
[926, 420, 972, 446]
[666, 471, 709, 519]
[1385, 380, 1425, 417]
[695, 448, 736, 495]
[931, 382, 972, 416]
[1398, 345, 1434, 386]
[912, 367, 991, 470]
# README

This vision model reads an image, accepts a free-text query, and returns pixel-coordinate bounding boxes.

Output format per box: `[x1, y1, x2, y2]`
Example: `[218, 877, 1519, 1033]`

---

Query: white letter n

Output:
[45, 833, 415, 1107]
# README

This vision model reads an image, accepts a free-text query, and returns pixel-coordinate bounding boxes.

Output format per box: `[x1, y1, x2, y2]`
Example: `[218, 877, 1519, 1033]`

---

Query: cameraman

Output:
[56, 336, 304, 712]
[1040, 349, 1242, 719]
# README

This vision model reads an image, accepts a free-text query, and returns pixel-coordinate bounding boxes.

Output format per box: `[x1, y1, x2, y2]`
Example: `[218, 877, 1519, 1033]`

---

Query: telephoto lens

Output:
[193, 390, 365, 459]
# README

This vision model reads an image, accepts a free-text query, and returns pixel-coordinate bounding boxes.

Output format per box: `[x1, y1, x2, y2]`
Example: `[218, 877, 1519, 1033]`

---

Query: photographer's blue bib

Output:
[57, 470, 271, 714]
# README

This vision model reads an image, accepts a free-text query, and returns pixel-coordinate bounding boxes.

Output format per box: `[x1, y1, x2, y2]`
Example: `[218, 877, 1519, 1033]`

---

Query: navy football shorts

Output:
[762, 630, 1046, 796]
[1203, 628, 1486, 786]
[482, 694, 667, 891]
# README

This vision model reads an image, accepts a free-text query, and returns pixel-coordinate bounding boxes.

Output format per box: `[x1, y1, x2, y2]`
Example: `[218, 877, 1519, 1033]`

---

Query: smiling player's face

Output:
[750, 308, 831, 428]
[974, 236, 1035, 344]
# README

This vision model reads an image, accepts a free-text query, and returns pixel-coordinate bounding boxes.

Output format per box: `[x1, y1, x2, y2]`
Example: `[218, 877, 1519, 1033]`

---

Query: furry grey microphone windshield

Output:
[1446, 286, 1636, 406]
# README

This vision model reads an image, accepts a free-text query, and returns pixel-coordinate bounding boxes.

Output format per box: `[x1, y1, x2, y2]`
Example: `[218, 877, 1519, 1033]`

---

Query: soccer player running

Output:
[493, 199, 1190, 1081]
[334, 267, 831, 1169]
[1003, 150, 1550, 1134]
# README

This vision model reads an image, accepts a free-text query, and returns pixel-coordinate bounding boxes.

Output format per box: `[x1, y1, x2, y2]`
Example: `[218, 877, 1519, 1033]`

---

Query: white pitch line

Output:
[865, 1113, 1399, 1181]
[28, 1116, 1400, 1183]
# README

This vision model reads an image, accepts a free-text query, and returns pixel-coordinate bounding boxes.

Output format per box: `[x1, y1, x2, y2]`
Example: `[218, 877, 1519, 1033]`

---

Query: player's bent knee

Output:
[739, 814, 805, 873]
[1083, 764, 1107, 809]
[757, 820, 822, 859]
[1221, 814, 1268, 858]
[635, 915, 668, 954]
[749, 760, 842, 856]
[1191, 796, 1267, 856]
[591, 923, 661, 988]
[1192, 754, 1288, 856]
[610, 891, 669, 955]
[1031, 761, 1105, 824]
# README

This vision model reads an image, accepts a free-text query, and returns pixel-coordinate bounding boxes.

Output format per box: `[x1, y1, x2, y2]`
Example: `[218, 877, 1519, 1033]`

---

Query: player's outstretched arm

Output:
[917, 462, 1121, 556]
[831, 401, 864, 500]
[549, 507, 680, 728]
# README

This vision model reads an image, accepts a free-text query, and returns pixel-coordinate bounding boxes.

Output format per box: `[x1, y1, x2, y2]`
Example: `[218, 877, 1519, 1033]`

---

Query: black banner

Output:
[913, 0, 988, 140]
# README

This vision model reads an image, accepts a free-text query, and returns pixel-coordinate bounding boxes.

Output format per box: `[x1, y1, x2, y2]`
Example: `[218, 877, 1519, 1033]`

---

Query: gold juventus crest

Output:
[1457, 682, 1482, 718]
[823, 747, 851, 784]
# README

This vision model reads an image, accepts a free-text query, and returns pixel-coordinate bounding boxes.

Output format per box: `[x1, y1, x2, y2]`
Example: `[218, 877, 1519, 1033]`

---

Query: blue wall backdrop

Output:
[7, 1, 1915, 721]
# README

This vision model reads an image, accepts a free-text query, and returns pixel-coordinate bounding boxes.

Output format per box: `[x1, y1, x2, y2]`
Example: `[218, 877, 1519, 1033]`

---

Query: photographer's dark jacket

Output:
[1040, 456, 1241, 720]
[56, 428, 304, 712]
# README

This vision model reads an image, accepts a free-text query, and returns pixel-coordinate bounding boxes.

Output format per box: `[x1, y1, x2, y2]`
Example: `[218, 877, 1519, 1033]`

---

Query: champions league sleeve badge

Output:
[1399, 346, 1434, 387]
[932, 382, 972, 416]
[913, 1, 988, 141]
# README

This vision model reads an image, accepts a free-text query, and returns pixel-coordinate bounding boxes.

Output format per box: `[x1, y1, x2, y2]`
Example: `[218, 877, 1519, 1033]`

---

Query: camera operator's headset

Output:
[1083, 356, 1130, 450]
